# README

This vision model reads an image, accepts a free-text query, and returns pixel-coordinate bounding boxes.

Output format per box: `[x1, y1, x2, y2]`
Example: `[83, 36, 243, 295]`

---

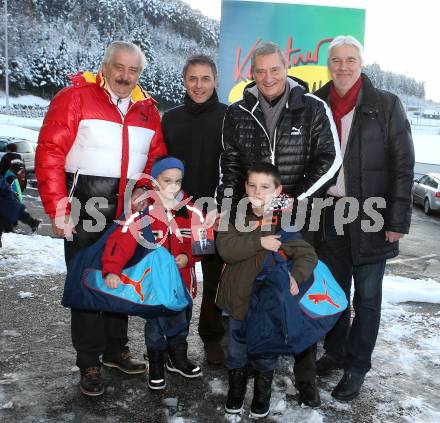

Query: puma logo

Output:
[291, 126, 302, 135]
[307, 279, 340, 308]
[119, 267, 151, 302]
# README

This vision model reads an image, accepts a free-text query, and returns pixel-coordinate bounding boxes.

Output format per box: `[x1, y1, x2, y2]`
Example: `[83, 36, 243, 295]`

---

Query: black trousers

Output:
[317, 205, 386, 375]
[64, 225, 129, 368]
[198, 253, 226, 344]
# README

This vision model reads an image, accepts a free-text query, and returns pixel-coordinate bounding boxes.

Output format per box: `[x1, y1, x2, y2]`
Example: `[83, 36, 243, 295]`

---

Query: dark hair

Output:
[6, 143, 18, 152]
[182, 54, 217, 79]
[10, 158, 25, 173]
[246, 162, 281, 187]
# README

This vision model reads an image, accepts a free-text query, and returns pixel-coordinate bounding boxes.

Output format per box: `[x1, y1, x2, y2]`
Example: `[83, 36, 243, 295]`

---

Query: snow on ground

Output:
[1, 233, 439, 421]
[0, 114, 43, 131]
[0, 233, 65, 279]
[413, 129, 440, 165]
[0, 91, 49, 107]
[0, 124, 39, 142]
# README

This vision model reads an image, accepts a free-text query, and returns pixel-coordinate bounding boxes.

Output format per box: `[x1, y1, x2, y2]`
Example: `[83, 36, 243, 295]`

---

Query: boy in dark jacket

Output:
[0, 161, 40, 247]
[102, 156, 202, 391]
[216, 163, 317, 418]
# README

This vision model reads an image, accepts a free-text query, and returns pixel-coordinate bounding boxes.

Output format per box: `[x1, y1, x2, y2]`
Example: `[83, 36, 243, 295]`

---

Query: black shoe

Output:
[225, 368, 248, 414]
[331, 371, 365, 402]
[316, 353, 343, 376]
[250, 370, 274, 419]
[20, 214, 41, 234]
[29, 218, 41, 233]
[147, 349, 166, 390]
[166, 346, 202, 378]
[102, 351, 146, 375]
[80, 367, 104, 397]
[296, 381, 321, 407]
[204, 341, 225, 365]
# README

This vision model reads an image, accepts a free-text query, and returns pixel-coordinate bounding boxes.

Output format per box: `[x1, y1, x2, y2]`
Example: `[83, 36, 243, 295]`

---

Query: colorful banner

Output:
[218, 0, 365, 103]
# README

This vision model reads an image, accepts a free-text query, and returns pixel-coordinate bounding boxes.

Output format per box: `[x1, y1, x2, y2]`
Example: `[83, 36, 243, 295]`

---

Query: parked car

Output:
[412, 173, 440, 215]
[0, 125, 39, 172]
[0, 137, 36, 171]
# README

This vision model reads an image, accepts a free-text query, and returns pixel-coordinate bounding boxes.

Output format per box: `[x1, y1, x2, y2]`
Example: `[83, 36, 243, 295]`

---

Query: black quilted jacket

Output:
[315, 73, 415, 264]
[216, 77, 341, 205]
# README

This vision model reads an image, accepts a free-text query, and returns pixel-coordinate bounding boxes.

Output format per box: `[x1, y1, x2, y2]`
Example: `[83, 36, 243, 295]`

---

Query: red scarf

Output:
[329, 77, 362, 140]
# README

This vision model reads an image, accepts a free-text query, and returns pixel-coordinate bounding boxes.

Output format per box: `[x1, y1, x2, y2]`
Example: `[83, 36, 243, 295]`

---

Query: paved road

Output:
[1, 185, 439, 422]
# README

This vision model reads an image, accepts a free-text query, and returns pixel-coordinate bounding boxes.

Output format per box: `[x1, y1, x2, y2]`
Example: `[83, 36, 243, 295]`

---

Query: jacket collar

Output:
[147, 190, 190, 217]
[184, 89, 220, 115]
[70, 71, 155, 104]
[242, 76, 307, 113]
[315, 73, 380, 111]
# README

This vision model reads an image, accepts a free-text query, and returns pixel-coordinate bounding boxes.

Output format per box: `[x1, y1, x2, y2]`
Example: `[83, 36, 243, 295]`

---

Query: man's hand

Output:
[289, 274, 299, 296]
[175, 254, 188, 268]
[51, 215, 76, 240]
[104, 273, 121, 289]
[131, 187, 149, 213]
[261, 235, 282, 252]
[385, 231, 405, 243]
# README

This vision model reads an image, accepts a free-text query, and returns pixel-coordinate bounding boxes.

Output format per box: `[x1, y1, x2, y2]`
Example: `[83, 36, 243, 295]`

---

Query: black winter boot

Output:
[296, 381, 321, 407]
[20, 212, 41, 233]
[225, 368, 248, 414]
[166, 345, 202, 378]
[331, 371, 365, 401]
[250, 370, 274, 419]
[147, 349, 166, 390]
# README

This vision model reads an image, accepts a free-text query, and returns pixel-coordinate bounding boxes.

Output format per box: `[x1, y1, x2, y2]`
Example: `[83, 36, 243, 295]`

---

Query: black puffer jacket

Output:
[216, 77, 341, 204]
[162, 91, 227, 202]
[315, 73, 415, 264]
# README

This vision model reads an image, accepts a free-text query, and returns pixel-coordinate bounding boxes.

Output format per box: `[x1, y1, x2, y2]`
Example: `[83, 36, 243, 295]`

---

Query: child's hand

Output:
[260, 235, 282, 252]
[175, 254, 188, 268]
[105, 273, 121, 289]
[289, 274, 299, 296]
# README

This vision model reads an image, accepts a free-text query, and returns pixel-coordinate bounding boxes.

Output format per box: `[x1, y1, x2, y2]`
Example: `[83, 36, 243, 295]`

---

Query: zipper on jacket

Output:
[274, 283, 289, 343]
[67, 169, 80, 203]
[239, 104, 276, 165]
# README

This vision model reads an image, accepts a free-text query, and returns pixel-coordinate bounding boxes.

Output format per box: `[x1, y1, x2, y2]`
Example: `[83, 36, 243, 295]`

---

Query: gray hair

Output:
[250, 41, 287, 75]
[328, 35, 364, 65]
[101, 41, 147, 73]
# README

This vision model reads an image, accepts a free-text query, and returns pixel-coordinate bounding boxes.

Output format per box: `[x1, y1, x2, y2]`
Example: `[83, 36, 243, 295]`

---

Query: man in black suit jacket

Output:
[192, 227, 215, 255]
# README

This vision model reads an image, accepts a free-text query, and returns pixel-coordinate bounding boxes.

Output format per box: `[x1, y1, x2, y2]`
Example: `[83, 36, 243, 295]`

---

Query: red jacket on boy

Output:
[102, 191, 203, 298]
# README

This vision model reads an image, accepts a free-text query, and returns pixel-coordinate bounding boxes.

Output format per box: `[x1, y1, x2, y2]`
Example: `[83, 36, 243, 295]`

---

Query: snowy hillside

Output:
[0, 0, 219, 107]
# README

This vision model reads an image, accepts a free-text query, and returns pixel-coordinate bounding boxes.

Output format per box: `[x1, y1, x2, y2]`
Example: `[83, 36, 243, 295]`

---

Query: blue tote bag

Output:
[62, 214, 191, 320]
[246, 231, 347, 357]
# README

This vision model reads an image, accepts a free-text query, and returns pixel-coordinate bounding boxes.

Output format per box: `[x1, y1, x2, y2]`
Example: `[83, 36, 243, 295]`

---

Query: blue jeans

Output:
[318, 207, 386, 375]
[144, 311, 189, 351]
[225, 318, 278, 372]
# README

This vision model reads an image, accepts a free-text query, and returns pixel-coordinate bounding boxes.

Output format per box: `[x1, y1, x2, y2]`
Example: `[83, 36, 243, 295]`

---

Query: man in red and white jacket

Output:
[35, 41, 167, 397]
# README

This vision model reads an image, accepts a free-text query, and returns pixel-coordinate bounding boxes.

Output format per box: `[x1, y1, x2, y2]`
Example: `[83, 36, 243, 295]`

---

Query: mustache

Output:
[115, 79, 130, 86]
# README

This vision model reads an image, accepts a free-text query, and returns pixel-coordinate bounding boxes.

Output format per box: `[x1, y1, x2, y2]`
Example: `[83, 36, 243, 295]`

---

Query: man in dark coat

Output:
[314, 35, 415, 401]
[216, 41, 342, 408]
[161, 55, 228, 365]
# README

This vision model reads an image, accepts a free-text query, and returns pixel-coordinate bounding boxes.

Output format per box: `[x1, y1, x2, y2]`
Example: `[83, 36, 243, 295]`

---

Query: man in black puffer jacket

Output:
[162, 55, 228, 366]
[216, 43, 341, 206]
[216, 41, 342, 408]
[314, 36, 414, 402]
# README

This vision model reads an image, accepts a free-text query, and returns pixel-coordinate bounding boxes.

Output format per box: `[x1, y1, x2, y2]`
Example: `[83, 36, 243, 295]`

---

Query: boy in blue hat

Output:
[102, 156, 203, 390]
